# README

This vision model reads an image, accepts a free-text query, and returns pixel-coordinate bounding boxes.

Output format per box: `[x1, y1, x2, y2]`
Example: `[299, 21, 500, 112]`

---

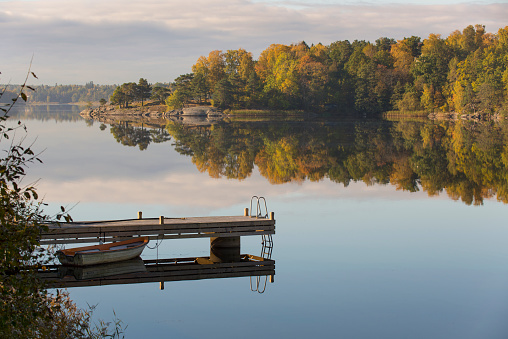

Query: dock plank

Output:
[41, 215, 275, 244]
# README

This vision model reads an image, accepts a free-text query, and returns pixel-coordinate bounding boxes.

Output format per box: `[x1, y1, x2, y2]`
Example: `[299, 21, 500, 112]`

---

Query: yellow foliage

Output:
[390, 156, 416, 191]
[192, 50, 225, 91]
[421, 33, 443, 55]
[362, 44, 376, 59]
[255, 44, 291, 83]
[391, 40, 414, 75]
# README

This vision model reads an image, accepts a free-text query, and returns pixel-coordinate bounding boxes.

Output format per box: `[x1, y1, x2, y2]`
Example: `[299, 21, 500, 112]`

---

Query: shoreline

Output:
[79, 103, 507, 124]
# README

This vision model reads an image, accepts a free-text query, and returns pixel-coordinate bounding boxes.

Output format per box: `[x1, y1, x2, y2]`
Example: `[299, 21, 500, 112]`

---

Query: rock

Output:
[181, 106, 221, 116]
[168, 110, 182, 116]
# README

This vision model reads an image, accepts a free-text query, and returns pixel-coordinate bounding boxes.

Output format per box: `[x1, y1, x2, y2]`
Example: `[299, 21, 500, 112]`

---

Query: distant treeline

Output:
[167, 24, 508, 115]
[2, 82, 117, 104]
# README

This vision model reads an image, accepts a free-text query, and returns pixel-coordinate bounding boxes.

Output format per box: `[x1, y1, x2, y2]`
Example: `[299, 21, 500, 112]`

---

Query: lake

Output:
[6, 105, 508, 338]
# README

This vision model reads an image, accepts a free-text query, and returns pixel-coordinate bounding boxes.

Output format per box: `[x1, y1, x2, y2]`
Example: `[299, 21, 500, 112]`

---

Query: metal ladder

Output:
[250, 196, 268, 219]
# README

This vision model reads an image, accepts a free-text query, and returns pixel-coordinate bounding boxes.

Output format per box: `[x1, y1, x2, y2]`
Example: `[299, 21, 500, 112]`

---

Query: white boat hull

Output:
[56, 237, 149, 266]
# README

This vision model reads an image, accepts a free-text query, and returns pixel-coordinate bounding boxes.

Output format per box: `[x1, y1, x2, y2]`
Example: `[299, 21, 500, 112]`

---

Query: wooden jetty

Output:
[40, 210, 275, 245]
[39, 254, 275, 289]
[39, 206, 275, 290]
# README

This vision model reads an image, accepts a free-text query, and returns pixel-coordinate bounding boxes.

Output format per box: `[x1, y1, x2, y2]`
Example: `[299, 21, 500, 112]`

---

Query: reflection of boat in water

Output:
[41, 254, 275, 289]
[59, 257, 147, 280]
[56, 237, 149, 266]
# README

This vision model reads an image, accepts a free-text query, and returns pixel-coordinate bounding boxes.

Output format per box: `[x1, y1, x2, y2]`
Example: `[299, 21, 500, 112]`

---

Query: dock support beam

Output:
[210, 237, 240, 263]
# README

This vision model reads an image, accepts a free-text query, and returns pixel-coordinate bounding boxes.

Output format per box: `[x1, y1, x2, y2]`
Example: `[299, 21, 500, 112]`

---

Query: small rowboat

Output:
[56, 237, 149, 266]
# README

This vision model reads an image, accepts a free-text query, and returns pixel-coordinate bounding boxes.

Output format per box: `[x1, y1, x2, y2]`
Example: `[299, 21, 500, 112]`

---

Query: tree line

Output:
[2, 82, 117, 104]
[166, 24, 508, 115]
[110, 78, 171, 108]
[6, 24, 506, 116]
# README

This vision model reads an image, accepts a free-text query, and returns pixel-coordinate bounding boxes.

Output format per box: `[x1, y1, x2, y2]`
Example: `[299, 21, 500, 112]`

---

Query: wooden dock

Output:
[38, 207, 276, 290]
[40, 213, 275, 245]
[39, 254, 275, 289]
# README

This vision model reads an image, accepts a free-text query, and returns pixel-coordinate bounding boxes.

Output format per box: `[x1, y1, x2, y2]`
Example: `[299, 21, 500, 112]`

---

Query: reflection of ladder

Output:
[250, 196, 273, 293]
[250, 235, 273, 293]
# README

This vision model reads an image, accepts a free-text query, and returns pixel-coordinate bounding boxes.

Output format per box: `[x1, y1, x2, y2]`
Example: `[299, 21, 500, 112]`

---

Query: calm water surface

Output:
[6, 105, 508, 338]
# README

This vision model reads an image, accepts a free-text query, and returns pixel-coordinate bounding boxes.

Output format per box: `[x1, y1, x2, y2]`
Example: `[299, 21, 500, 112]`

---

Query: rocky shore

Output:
[80, 104, 224, 119]
[80, 104, 228, 126]
[81, 105, 507, 124]
[428, 112, 507, 121]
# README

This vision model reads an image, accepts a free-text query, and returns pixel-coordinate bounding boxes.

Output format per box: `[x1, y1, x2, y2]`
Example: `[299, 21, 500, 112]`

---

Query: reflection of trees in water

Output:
[166, 119, 508, 205]
[7, 105, 84, 122]
[110, 122, 170, 151]
[167, 122, 259, 179]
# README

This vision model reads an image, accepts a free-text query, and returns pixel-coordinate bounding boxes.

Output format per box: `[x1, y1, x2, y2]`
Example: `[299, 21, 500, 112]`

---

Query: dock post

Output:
[244, 208, 249, 217]
[160, 281, 165, 290]
[269, 212, 275, 221]
[270, 275, 275, 283]
[138, 211, 142, 220]
[210, 237, 240, 263]
[159, 216, 164, 225]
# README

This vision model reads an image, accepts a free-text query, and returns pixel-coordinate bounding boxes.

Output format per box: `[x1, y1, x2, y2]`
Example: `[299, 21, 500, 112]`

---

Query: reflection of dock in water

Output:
[40, 254, 275, 289]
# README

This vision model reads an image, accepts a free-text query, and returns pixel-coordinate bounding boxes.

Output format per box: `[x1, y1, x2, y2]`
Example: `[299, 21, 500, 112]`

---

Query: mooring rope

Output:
[146, 234, 163, 250]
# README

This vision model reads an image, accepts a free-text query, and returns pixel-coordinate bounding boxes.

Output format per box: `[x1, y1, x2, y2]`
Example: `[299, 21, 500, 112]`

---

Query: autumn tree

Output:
[192, 50, 226, 97]
[165, 90, 185, 110]
[297, 44, 329, 109]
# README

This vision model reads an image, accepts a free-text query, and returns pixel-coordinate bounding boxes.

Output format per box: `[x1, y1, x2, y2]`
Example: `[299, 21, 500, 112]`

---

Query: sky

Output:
[1, 0, 507, 85]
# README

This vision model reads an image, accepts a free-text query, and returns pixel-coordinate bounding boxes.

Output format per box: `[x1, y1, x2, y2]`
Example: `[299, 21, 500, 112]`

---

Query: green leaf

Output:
[20, 93, 27, 102]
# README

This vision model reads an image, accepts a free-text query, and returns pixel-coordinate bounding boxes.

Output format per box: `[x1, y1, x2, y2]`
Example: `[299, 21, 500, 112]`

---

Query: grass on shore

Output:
[382, 110, 430, 118]
[226, 109, 306, 116]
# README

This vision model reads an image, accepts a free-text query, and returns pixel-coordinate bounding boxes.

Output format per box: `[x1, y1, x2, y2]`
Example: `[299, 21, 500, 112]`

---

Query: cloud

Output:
[30, 169, 439, 214]
[1, 0, 506, 84]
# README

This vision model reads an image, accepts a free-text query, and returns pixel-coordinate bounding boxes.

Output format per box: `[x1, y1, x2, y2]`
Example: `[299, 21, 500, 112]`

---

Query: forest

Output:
[166, 24, 508, 115]
[2, 82, 116, 104]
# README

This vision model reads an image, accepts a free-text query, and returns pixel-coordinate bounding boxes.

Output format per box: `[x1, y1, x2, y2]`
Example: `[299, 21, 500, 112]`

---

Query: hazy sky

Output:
[1, 0, 507, 85]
